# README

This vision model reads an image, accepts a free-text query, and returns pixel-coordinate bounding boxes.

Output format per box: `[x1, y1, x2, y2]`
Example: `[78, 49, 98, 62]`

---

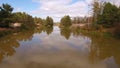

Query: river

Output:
[0, 26, 120, 68]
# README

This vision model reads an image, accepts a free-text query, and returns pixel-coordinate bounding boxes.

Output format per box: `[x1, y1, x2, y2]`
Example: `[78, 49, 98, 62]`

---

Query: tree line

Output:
[92, 1, 120, 38]
[0, 2, 120, 38]
[0, 4, 72, 30]
[0, 3, 54, 37]
[0, 3, 54, 29]
[0, 3, 36, 29]
[59, 1, 120, 38]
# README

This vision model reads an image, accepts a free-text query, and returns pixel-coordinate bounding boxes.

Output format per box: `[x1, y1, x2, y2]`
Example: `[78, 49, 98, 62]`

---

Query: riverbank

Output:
[69, 26, 118, 40]
[0, 27, 33, 38]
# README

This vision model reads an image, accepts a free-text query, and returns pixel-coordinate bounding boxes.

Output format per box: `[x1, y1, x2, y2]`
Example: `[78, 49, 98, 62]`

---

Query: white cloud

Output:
[31, 0, 92, 22]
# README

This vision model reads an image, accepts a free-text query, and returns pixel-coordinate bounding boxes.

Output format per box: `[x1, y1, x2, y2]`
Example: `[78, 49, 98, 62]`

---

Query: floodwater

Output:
[0, 26, 120, 68]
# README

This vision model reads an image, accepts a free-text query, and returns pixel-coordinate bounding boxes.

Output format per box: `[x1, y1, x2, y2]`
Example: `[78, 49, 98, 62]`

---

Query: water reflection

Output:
[0, 38, 19, 62]
[35, 26, 53, 35]
[0, 26, 53, 63]
[88, 35, 120, 68]
[43, 26, 53, 35]
[72, 27, 82, 37]
[0, 29, 35, 62]
[60, 27, 71, 39]
[60, 26, 120, 68]
[0, 26, 120, 68]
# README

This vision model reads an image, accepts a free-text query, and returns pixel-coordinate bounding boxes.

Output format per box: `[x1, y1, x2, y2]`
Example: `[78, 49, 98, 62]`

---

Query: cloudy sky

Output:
[0, 0, 120, 22]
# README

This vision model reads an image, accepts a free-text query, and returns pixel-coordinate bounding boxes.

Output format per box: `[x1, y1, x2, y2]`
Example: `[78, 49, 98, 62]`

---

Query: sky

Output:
[0, 0, 120, 22]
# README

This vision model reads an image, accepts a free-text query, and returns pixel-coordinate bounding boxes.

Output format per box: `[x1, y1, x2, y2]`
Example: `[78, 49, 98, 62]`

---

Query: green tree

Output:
[97, 3, 119, 28]
[0, 3, 13, 27]
[34, 17, 43, 25]
[60, 15, 71, 27]
[44, 16, 53, 27]
[93, 2, 120, 38]
[12, 12, 35, 29]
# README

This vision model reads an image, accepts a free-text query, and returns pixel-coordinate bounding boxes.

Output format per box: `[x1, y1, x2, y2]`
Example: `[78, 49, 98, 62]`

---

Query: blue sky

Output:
[0, 0, 39, 12]
[0, 0, 93, 21]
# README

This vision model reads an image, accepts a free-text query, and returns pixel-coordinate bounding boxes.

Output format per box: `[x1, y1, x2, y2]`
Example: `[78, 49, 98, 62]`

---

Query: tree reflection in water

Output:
[60, 27, 71, 40]
[83, 31, 120, 68]
[35, 26, 53, 35]
[0, 26, 120, 68]
[43, 26, 53, 35]
[60, 26, 120, 67]
[0, 29, 35, 62]
[0, 26, 54, 63]
[60, 27, 84, 39]
[90, 37, 120, 67]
